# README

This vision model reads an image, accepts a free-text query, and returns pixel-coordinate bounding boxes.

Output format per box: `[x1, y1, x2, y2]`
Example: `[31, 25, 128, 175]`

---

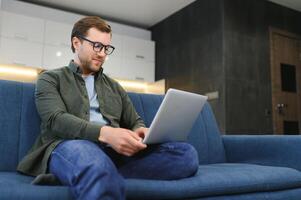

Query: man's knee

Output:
[162, 142, 199, 176]
[50, 140, 119, 181]
[50, 140, 125, 198]
[160, 142, 198, 157]
[54, 140, 107, 164]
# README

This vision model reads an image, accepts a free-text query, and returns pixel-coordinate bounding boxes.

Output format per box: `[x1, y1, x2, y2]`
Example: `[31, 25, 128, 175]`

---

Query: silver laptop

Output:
[143, 88, 208, 144]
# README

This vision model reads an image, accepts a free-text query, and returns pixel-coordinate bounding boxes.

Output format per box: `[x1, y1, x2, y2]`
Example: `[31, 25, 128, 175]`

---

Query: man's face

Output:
[73, 27, 112, 75]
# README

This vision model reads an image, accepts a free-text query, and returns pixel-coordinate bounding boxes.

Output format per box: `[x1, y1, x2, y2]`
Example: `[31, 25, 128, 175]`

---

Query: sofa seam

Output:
[17, 83, 24, 164]
[203, 105, 210, 164]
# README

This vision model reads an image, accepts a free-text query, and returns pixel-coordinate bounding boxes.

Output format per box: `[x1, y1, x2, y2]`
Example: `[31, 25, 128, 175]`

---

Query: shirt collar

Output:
[68, 60, 103, 79]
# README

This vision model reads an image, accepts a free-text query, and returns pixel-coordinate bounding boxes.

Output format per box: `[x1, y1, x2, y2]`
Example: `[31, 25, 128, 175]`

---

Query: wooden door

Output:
[270, 29, 301, 134]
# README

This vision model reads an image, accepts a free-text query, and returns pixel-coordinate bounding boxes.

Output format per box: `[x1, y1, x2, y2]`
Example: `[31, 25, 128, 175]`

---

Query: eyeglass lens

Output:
[93, 43, 114, 55]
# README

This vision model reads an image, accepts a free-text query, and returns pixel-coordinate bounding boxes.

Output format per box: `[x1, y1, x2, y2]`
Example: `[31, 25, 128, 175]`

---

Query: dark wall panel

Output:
[223, 0, 272, 134]
[151, 0, 226, 132]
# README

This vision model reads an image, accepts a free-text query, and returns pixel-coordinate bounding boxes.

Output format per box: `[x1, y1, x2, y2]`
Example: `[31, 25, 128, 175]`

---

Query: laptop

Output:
[143, 88, 208, 144]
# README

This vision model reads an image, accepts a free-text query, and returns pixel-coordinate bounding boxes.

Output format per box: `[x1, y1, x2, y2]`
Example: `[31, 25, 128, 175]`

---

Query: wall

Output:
[151, 0, 301, 134]
[224, 0, 301, 134]
[224, 0, 271, 133]
[151, 0, 226, 132]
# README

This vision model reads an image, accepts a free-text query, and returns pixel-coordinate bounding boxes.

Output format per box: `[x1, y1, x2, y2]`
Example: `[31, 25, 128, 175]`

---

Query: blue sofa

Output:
[1, 79, 301, 200]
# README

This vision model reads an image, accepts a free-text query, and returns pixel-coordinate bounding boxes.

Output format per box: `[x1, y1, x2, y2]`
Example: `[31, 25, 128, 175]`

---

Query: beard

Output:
[78, 53, 104, 74]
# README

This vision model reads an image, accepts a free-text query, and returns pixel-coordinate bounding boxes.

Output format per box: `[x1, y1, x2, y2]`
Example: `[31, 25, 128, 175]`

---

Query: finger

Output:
[131, 132, 143, 141]
[125, 135, 142, 147]
[121, 130, 146, 149]
[119, 147, 136, 156]
[118, 140, 146, 156]
[125, 135, 147, 150]
[126, 129, 144, 142]
[136, 130, 146, 139]
[118, 135, 140, 150]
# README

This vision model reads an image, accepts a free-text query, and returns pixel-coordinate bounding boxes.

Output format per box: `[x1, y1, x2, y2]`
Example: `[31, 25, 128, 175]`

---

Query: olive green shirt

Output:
[17, 61, 145, 181]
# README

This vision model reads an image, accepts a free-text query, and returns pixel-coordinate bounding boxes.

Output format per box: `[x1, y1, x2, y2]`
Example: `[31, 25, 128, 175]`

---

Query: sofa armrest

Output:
[222, 135, 301, 170]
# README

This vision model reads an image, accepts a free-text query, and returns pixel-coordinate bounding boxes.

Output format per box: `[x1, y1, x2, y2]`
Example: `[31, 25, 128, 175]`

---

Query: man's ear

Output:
[72, 37, 81, 52]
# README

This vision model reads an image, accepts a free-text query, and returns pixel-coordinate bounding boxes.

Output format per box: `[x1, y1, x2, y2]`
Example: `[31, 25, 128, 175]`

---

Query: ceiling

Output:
[17, 0, 196, 28]
[269, 0, 301, 12]
[18, 0, 301, 29]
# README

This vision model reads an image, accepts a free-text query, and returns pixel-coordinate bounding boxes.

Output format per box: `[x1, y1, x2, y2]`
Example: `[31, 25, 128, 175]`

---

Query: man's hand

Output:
[99, 126, 147, 156]
[134, 127, 149, 140]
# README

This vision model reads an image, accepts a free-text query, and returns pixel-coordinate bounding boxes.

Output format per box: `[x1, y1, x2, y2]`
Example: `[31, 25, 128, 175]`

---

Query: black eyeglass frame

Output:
[77, 35, 115, 55]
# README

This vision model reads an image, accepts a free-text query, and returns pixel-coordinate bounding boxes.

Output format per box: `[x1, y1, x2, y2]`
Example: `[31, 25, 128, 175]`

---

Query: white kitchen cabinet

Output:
[44, 20, 72, 47]
[110, 33, 123, 58]
[43, 20, 74, 70]
[102, 33, 123, 78]
[0, 37, 43, 67]
[42, 45, 74, 70]
[120, 36, 155, 82]
[0, 9, 155, 82]
[0, 11, 44, 43]
[121, 59, 155, 82]
[123, 36, 155, 62]
[0, 11, 2, 40]
[102, 56, 121, 78]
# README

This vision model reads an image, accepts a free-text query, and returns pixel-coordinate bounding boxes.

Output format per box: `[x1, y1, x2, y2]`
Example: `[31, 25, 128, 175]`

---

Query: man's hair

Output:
[71, 16, 112, 53]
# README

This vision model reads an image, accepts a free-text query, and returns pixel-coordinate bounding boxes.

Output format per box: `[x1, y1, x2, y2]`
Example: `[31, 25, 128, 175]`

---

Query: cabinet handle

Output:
[12, 61, 26, 66]
[136, 55, 145, 59]
[14, 33, 28, 41]
[135, 77, 144, 81]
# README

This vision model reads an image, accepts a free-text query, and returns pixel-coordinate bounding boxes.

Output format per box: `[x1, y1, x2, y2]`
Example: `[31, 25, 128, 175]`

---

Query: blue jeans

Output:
[49, 140, 199, 200]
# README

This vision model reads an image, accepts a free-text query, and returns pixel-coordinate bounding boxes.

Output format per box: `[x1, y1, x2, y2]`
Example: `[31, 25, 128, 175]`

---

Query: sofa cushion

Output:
[128, 93, 164, 127]
[0, 80, 23, 171]
[0, 172, 72, 200]
[194, 188, 301, 200]
[0, 80, 226, 172]
[2, 164, 301, 200]
[0, 80, 40, 171]
[188, 104, 226, 164]
[125, 163, 301, 199]
[18, 82, 41, 162]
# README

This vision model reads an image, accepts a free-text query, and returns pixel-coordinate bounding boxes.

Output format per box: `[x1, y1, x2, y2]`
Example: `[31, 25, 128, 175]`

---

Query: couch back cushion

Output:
[128, 93, 226, 164]
[0, 80, 40, 171]
[0, 80, 226, 171]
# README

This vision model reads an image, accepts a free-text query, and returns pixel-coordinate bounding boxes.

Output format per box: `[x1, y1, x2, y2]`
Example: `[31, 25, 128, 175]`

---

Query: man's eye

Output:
[94, 43, 103, 48]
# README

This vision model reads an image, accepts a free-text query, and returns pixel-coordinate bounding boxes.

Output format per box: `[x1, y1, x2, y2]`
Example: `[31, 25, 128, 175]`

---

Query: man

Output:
[18, 16, 199, 200]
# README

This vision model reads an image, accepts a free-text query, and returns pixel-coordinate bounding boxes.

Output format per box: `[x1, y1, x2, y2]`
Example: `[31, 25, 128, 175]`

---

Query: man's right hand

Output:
[98, 126, 147, 156]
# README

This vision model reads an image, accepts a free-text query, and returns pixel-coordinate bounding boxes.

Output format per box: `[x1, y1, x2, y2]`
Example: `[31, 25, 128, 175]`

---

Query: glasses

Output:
[77, 35, 115, 55]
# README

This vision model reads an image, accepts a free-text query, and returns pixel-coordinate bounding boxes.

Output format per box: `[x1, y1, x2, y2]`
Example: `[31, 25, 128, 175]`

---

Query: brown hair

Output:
[71, 16, 112, 53]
